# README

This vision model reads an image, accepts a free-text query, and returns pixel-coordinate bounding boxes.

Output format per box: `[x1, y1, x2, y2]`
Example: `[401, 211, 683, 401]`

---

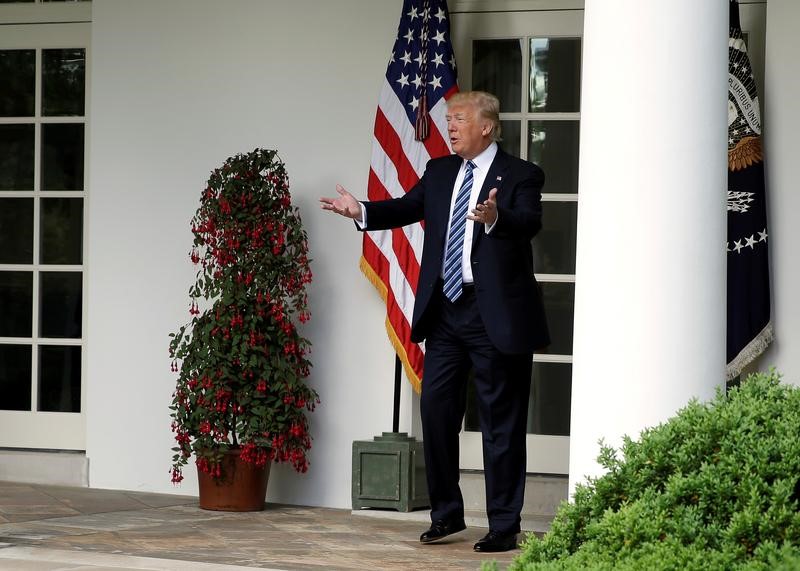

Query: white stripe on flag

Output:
[369, 138, 409, 200]
[428, 96, 452, 153]
[369, 140, 425, 260]
[365, 228, 417, 326]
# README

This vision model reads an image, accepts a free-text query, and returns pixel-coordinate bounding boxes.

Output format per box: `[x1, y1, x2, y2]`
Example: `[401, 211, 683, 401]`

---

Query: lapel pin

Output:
[496, 176, 502, 181]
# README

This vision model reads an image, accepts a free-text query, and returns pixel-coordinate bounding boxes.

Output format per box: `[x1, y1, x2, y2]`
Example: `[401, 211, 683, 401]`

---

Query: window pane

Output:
[529, 37, 581, 113]
[42, 49, 86, 117]
[498, 120, 520, 158]
[39, 272, 82, 338]
[41, 198, 83, 265]
[0, 344, 32, 411]
[473, 39, 522, 112]
[0, 198, 34, 263]
[0, 50, 35, 117]
[528, 120, 580, 194]
[38, 345, 81, 412]
[0, 124, 35, 191]
[533, 201, 577, 274]
[41, 124, 85, 190]
[0, 271, 33, 337]
[539, 281, 574, 355]
[527, 362, 571, 436]
[464, 363, 572, 436]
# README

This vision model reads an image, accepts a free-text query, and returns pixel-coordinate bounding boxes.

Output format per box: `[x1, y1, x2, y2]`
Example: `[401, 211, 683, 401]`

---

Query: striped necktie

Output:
[442, 160, 476, 302]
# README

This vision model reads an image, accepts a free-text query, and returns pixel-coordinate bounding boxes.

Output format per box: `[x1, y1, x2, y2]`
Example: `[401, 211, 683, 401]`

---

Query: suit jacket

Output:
[363, 148, 550, 354]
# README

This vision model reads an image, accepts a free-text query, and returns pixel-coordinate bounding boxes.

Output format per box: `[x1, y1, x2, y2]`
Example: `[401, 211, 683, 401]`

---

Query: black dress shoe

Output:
[419, 518, 467, 543]
[473, 530, 519, 552]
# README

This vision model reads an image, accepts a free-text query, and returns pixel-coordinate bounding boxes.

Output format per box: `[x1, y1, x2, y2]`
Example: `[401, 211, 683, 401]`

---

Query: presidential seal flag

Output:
[359, 0, 459, 392]
[726, 0, 773, 380]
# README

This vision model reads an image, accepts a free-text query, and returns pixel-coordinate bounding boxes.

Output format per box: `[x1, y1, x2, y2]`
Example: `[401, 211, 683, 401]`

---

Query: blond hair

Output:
[447, 91, 502, 142]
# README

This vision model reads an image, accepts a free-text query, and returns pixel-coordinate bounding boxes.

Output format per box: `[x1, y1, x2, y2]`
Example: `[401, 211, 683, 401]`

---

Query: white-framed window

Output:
[452, 7, 583, 474]
[0, 18, 90, 450]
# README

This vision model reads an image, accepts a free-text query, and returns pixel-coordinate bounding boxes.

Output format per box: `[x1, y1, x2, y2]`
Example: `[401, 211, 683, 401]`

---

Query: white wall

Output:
[86, 0, 409, 508]
[756, 0, 800, 386]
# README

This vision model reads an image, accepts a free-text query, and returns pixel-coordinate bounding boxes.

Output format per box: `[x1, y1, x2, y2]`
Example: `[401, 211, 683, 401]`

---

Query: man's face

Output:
[446, 102, 491, 160]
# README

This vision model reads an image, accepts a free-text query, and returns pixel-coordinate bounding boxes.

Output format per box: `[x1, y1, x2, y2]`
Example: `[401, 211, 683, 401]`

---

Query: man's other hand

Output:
[468, 188, 498, 225]
[320, 185, 363, 219]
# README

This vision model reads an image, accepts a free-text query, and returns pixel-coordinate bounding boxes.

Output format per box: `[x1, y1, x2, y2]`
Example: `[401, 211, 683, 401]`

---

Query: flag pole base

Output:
[351, 432, 429, 512]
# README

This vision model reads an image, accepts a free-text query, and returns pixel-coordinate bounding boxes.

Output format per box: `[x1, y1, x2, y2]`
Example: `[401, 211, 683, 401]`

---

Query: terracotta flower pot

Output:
[197, 449, 271, 511]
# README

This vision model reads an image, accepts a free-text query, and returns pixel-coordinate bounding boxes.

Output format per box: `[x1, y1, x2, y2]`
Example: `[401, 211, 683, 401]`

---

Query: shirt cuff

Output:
[355, 202, 367, 229]
[485, 210, 499, 234]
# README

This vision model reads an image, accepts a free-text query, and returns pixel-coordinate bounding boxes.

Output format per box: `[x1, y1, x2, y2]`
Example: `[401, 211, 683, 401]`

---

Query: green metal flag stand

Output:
[351, 356, 430, 512]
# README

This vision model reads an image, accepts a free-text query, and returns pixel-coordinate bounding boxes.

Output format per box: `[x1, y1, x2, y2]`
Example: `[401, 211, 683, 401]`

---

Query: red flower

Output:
[171, 468, 184, 484]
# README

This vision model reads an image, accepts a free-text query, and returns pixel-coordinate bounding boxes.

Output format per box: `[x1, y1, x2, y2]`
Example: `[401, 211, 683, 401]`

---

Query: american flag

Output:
[360, 0, 458, 392]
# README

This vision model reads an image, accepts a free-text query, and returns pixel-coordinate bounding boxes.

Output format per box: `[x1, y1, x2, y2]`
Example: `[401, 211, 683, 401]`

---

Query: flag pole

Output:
[392, 355, 401, 432]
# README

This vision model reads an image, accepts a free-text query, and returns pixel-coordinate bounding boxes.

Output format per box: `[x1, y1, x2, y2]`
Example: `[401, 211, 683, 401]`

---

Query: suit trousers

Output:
[420, 285, 533, 534]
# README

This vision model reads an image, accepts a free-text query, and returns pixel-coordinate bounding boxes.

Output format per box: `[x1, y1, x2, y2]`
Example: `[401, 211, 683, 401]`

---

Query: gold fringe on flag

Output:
[359, 256, 423, 393]
[726, 322, 774, 381]
[728, 136, 763, 171]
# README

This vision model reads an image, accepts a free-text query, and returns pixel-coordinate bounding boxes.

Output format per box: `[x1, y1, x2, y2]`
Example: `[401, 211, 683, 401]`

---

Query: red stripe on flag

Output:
[443, 85, 459, 101]
[419, 85, 458, 159]
[374, 108, 421, 193]
[362, 236, 425, 382]
[421, 122, 450, 162]
[367, 169, 421, 294]
[362, 238, 411, 340]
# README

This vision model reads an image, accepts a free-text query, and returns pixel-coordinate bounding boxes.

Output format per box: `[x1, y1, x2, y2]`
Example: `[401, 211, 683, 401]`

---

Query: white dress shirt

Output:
[443, 142, 498, 284]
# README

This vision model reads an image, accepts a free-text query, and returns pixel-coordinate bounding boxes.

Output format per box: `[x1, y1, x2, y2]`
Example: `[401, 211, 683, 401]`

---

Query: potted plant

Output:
[168, 148, 318, 511]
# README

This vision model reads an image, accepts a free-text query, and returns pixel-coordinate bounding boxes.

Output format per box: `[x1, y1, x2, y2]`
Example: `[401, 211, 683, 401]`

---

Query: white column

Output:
[569, 0, 728, 495]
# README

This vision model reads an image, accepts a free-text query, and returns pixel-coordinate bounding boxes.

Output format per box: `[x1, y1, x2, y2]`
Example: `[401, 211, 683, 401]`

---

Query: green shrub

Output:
[504, 370, 800, 571]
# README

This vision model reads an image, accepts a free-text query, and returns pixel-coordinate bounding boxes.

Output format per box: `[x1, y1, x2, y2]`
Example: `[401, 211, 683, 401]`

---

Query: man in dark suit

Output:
[321, 91, 549, 552]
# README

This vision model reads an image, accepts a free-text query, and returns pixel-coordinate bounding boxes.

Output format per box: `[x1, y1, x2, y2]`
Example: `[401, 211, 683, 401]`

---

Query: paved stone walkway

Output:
[0, 482, 529, 570]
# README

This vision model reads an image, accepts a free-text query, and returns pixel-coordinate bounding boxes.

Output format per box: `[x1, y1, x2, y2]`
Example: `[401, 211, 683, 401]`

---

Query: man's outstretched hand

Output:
[320, 185, 363, 220]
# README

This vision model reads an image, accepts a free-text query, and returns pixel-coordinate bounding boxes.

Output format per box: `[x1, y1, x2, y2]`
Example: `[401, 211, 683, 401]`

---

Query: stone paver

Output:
[0, 482, 529, 570]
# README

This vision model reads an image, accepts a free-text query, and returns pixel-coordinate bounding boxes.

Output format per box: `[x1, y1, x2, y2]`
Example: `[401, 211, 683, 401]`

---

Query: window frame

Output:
[0, 21, 90, 449]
